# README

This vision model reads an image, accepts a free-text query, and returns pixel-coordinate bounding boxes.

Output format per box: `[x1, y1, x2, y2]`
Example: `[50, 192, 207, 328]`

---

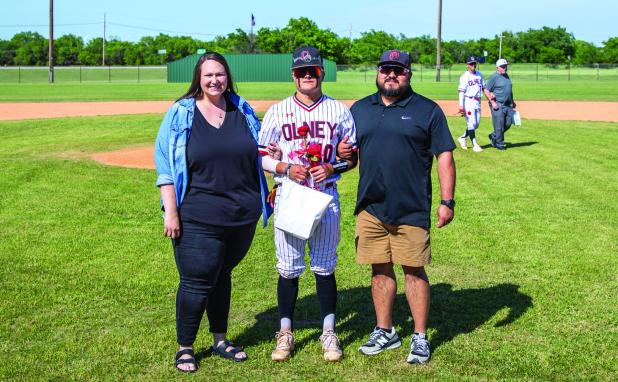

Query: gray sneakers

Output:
[406, 332, 431, 364]
[358, 327, 402, 355]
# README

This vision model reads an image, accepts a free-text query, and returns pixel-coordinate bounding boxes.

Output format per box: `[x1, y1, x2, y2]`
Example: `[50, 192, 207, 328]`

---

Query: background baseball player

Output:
[258, 46, 357, 362]
[457, 55, 486, 152]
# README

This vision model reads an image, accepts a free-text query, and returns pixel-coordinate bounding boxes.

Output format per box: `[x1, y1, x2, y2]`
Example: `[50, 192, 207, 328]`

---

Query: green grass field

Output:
[2, 80, 618, 102]
[0, 113, 616, 381]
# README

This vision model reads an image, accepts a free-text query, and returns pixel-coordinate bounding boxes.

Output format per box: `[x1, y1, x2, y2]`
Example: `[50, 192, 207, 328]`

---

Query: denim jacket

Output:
[154, 94, 273, 227]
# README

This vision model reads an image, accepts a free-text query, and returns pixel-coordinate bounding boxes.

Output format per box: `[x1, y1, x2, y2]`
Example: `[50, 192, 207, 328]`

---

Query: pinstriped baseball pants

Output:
[273, 185, 340, 279]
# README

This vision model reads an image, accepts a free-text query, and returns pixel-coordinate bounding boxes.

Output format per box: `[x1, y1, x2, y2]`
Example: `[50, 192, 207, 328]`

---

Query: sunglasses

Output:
[378, 65, 410, 76]
[499, 65, 508, 69]
[293, 66, 322, 78]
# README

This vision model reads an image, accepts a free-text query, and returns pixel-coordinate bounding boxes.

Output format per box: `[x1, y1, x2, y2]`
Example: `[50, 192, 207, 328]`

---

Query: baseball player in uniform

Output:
[258, 46, 358, 362]
[457, 56, 486, 152]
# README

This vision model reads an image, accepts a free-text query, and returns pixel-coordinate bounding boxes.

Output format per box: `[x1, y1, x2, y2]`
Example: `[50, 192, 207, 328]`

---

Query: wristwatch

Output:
[284, 163, 292, 177]
[440, 199, 456, 210]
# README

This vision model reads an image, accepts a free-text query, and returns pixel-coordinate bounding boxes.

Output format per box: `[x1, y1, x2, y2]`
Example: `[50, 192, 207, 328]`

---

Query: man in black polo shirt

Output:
[341, 49, 456, 364]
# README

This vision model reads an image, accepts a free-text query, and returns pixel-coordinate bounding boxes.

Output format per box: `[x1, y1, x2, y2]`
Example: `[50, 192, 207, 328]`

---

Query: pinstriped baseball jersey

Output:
[458, 71, 485, 130]
[259, 93, 356, 278]
[458, 70, 485, 99]
[258, 94, 357, 187]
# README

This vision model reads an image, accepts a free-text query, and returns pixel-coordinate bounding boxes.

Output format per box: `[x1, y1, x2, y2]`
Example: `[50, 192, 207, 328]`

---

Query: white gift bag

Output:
[274, 180, 334, 240]
[513, 110, 522, 126]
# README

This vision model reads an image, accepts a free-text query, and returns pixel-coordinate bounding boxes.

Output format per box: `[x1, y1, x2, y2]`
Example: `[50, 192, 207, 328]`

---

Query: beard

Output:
[376, 78, 411, 98]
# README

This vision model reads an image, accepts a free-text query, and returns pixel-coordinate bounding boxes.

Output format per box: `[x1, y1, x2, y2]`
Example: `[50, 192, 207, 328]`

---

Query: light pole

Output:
[436, 0, 442, 82]
[48, 0, 54, 83]
[567, 55, 571, 81]
[499, 33, 503, 59]
[103, 13, 106, 66]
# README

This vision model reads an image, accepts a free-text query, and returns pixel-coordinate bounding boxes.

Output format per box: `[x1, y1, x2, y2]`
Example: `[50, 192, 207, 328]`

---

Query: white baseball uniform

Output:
[458, 70, 485, 130]
[258, 94, 356, 278]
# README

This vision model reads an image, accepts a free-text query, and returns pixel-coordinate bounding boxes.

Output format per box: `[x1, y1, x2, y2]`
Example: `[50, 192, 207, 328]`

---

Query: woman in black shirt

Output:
[155, 52, 271, 372]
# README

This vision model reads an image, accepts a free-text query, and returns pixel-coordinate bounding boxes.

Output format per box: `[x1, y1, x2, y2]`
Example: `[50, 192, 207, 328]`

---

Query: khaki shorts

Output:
[355, 210, 431, 267]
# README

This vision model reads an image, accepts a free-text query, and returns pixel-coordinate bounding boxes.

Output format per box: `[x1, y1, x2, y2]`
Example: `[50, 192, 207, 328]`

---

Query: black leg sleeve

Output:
[314, 273, 337, 320]
[277, 275, 299, 325]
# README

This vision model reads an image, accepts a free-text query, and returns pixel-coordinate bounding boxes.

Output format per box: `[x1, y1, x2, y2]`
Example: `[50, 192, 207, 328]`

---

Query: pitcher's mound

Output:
[91, 146, 154, 169]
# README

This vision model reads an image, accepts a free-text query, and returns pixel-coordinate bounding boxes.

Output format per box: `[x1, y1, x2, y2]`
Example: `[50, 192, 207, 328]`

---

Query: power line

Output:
[107, 22, 217, 37]
[104, 12, 179, 27]
[0, 22, 102, 28]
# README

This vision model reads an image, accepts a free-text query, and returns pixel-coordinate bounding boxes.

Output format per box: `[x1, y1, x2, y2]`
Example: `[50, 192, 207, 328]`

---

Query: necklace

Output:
[198, 98, 226, 127]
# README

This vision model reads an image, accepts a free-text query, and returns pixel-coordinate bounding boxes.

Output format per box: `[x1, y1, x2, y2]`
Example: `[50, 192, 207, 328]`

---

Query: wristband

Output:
[440, 199, 456, 210]
[332, 159, 349, 174]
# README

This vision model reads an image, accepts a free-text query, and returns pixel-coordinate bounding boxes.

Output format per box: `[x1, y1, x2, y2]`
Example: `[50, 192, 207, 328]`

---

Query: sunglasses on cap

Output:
[293, 66, 322, 78]
[378, 65, 410, 76]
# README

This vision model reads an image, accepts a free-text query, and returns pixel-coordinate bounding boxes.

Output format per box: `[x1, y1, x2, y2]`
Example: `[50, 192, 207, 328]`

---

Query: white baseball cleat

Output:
[472, 144, 483, 152]
[457, 136, 468, 150]
[320, 330, 343, 362]
[272, 330, 294, 361]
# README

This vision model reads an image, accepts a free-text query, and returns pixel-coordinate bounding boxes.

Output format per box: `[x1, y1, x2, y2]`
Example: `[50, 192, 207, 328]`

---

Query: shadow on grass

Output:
[428, 283, 533, 350]
[233, 282, 532, 354]
[481, 141, 538, 149]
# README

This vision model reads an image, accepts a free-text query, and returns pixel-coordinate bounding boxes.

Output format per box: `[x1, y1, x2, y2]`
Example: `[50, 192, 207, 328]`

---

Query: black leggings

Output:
[173, 220, 257, 346]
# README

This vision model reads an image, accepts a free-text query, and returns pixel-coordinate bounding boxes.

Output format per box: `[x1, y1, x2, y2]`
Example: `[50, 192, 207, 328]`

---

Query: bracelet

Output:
[284, 163, 292, 177]
[332, 159, 349, 174]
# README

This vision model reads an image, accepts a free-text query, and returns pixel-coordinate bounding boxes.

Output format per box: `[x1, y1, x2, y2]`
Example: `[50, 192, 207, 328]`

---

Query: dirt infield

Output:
[1, 99, 615, 169]
[1, 100, 618, 123]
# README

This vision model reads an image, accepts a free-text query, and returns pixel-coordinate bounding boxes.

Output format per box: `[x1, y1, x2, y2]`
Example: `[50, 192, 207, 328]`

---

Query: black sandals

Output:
[211, 340, 248, 362]
[175, 348, 198, 372]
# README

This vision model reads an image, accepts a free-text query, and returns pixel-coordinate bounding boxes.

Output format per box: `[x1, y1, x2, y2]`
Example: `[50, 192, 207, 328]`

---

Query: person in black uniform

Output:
[154, 52, 272, 371]
[338, 49, 456, 365]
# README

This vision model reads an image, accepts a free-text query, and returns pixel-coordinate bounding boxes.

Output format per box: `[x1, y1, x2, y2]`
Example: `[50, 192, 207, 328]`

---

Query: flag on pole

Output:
[251, 14, 256, 27]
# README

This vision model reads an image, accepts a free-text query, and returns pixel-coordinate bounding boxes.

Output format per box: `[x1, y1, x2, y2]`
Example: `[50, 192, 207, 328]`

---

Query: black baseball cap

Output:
[378, 49, 411, 69]
[291, 46, 323, 69]
[466, 55, 478, 64]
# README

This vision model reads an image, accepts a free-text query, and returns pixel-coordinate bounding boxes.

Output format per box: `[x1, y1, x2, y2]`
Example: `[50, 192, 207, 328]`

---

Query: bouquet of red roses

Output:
[287, 125, 324, 187]
[289, 125, 323, 168]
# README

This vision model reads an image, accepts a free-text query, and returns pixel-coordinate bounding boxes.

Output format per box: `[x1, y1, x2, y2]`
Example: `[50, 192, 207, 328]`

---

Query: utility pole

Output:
[249, 14, 255, 53]
[349, 24, 353, 64]
[349, 24, 352, 50]
[499, 33, 503, 59]
[436, 0, 442, 82]
[48, 0, 54, 83]
[103, 13, 106, 66]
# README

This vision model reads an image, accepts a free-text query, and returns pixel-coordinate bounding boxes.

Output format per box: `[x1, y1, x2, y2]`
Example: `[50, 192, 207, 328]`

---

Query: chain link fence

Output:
[2, 64, 617, 84]
[0, 66, 167, 83]
[336, 63, 618, 82]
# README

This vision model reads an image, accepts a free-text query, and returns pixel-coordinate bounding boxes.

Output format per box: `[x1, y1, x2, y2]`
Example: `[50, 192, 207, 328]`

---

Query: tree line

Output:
[1, 18, 617, 66]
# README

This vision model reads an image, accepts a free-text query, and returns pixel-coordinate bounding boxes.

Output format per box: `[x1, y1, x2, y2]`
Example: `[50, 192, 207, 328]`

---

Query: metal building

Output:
[167, 53, 337, 82]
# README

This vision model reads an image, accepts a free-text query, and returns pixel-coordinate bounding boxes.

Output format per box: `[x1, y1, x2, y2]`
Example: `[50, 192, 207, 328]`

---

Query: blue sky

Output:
[1, 0, 616, 45]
